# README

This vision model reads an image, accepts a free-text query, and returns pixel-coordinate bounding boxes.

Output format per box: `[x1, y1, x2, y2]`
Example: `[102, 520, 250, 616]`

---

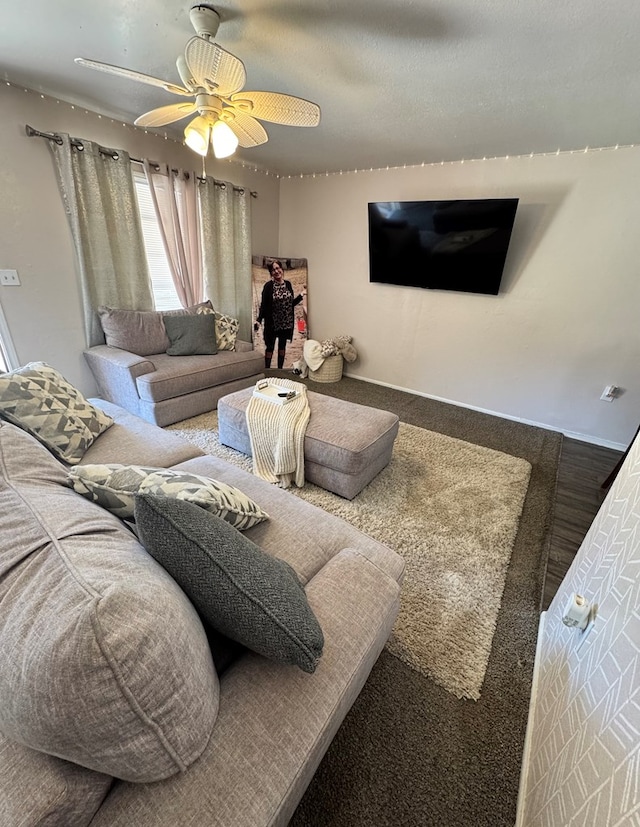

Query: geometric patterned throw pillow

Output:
[68, 463, 269, 530]
[0, 362, 114, 465]
[216, 310, 239, 350]
[195, 304, 238, 351]
[214, 312, 239, 351]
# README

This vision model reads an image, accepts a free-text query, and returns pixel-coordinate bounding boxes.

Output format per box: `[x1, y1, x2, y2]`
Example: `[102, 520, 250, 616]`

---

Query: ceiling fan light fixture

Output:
[211, 120, 239, 159]
[184, 116, 211, 156]
[76, 5, 320, 159]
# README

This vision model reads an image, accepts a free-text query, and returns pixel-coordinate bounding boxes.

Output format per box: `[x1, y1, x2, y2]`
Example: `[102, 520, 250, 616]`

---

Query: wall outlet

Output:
[0, 269, 20, 286]
[600, 385, 619, 402]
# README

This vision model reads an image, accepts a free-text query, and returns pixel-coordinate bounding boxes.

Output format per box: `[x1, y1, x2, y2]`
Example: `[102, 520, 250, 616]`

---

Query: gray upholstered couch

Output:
[84, 304, 264, 427]
[0, 399, 403, 827]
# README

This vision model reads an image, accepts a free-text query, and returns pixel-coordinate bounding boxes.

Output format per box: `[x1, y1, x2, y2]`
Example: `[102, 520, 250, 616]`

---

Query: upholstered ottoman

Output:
[218, 386, 399, 499]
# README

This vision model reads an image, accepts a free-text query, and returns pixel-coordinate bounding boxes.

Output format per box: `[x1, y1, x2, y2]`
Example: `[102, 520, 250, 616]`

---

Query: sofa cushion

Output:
[164, 313, 218, 356]
[135, 494, 324, 673]
[69, 463, 269, 529]
[0, 732, 113, 827]
[98, 301, 213, 356]
[82, 398, 204, 467]
[135, 349, 265, 403]
[214, 311, 239, 351]
[0, 362, 114, 465]
[0, 421, 219, 783]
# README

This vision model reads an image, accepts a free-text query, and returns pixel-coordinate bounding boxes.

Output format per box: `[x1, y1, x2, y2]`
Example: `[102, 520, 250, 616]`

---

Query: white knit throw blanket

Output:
[245, 378, 310, 488]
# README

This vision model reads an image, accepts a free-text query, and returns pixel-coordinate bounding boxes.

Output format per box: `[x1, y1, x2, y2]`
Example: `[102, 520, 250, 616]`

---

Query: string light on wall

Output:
[4, 80, 280, 177]
[278, 138, 640, 180]
[7, 80, 640, 181]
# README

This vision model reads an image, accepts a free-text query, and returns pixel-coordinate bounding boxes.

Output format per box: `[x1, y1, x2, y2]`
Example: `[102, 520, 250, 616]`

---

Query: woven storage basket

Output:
[308, 354, 343, 383]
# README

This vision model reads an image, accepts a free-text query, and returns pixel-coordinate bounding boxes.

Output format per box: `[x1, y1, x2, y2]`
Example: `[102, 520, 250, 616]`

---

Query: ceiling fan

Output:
[74, 4, 321, 159]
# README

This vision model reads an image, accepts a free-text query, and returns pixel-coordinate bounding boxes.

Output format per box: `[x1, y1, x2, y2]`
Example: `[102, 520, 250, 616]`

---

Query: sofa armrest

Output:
[84, 346, 156, 418]
[87, 548, 401, 827]
[234, 339, 253, 353]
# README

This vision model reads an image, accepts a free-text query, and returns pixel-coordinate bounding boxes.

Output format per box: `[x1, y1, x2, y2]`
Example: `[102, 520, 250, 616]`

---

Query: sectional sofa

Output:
[0, 388, 403, 826]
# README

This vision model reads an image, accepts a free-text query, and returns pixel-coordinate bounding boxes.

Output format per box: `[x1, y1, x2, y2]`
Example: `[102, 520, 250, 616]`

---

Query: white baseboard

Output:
[515, 610, 547, 827]
[343, 372, 626, 451]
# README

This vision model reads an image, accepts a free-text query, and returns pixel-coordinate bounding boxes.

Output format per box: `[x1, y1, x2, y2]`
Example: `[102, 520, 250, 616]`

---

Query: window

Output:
[0, 298, 19, 371]
[132, 171, 181, 311]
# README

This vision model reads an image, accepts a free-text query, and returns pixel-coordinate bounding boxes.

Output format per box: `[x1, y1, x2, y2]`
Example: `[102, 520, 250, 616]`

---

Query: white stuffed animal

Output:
[291, 358, 308, 378]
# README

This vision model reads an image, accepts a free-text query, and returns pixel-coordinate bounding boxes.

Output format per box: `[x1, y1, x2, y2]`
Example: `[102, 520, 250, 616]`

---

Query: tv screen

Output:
[368, 198, 519, 295]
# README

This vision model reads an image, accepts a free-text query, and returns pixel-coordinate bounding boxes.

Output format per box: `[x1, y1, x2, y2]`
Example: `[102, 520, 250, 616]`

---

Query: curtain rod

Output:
[25, 125, 258, 197]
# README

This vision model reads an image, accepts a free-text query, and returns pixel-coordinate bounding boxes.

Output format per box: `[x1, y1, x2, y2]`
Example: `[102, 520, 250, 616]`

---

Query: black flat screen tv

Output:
[368, 198, 519, 295]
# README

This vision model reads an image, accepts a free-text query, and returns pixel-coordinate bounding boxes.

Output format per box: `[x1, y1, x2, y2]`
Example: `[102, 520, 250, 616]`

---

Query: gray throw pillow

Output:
[164, 313, 218, 356]
[135, 494, 324, 673]
[0, 362, 114, 464]
[0, 422, 218, 783]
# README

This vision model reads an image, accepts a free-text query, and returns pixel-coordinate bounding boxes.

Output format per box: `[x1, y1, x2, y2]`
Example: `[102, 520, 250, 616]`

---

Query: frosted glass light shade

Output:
[184, 117, 211, 156]
[211, 121, 239, 159]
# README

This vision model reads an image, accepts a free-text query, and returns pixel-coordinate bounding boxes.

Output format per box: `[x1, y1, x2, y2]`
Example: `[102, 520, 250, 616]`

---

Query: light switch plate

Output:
[0, 269, 20, 286]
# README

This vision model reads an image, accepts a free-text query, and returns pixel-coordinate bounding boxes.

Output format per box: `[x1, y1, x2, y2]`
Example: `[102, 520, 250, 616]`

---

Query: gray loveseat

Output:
[0, 399, 403, 827]
[84, 303, 264, 426]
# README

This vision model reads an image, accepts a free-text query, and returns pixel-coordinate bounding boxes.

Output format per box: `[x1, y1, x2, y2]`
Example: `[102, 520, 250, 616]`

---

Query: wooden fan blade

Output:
[184, 37, 246, 97]
[229, 91, 320, 127]
[135, 102, 198, 127]
[74, 57, 192, 96]
[221, 110, 268, 148]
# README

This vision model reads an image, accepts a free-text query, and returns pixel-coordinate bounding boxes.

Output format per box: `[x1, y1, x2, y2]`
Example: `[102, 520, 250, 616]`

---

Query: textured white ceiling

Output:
[2, 0, 639, 175]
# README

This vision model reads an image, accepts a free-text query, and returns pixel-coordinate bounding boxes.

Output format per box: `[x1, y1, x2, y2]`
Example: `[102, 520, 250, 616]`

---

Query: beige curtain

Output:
[198, 177, 252, 342]
[143, 161, 203, 308]
[49, 134, 153, 346]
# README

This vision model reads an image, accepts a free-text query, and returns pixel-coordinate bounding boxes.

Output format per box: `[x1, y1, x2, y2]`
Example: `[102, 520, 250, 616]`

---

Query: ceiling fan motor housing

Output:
[189, 4, 221, 39]
[195, 93, 223, 120]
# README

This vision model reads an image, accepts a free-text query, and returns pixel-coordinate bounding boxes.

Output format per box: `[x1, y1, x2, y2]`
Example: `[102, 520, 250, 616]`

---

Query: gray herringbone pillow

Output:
[68, 463, 268, 530]
[0, 362, 113, 464]
[135, 494, 324, 673]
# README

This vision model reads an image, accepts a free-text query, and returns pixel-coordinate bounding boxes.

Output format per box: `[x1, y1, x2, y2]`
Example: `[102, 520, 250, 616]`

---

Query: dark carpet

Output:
[270, 373, 562, 827]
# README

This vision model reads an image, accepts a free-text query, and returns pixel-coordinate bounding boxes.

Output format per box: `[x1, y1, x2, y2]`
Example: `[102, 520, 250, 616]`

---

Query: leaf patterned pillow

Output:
[68, 464, 268, 530]
[0, 362, 114, 464]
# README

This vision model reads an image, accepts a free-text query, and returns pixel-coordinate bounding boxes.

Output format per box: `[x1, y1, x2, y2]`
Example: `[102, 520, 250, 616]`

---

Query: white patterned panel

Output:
[521, 434, 640, 826]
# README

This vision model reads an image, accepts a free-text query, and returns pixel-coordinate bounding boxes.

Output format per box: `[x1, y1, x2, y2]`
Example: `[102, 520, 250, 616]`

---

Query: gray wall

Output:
[2, 81, 639, 447]
[279, 152, 640, 448]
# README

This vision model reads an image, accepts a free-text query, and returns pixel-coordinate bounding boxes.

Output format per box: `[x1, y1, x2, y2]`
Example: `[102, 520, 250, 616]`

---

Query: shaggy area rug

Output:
[167, 412, 531, 700]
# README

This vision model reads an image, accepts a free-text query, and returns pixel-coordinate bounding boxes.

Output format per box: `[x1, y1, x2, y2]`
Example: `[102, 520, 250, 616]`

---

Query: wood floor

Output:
[542, 437, 623, 610]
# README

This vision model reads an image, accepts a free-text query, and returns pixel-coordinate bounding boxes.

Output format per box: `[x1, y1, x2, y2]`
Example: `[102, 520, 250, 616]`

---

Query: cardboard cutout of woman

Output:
[253, 259, 307, 369]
